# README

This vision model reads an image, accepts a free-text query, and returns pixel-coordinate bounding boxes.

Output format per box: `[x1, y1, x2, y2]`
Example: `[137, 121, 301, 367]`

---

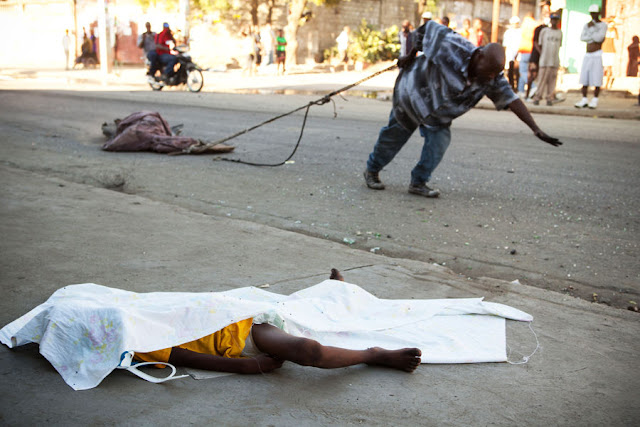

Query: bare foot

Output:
[367, 347, 422, 372]
[330, 268, 345, 281]
[329, 268, 344, 282]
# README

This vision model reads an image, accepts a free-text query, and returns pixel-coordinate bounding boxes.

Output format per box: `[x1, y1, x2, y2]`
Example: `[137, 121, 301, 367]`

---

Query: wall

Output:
[606, 0, 640, 77]
[293, 0, 539, 63]
[2, 0, 575, 70]
[0, 0, 75, 69]
[294, 0, 417, 62]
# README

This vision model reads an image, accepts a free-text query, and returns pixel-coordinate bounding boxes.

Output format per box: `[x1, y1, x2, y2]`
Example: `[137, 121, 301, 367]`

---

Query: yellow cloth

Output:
[134, 318, 254, 367]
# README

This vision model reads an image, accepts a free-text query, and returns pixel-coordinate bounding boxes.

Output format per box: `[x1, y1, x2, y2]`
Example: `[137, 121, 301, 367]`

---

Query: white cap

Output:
[588, 4, 600, 13]
[422, 11, 432, 19]
[509, 16, 520, 25]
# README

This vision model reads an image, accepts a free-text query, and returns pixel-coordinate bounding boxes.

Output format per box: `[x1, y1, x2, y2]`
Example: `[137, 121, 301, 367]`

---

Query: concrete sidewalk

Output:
[1, 164, 638, 425]
[2, 64, 639, 120]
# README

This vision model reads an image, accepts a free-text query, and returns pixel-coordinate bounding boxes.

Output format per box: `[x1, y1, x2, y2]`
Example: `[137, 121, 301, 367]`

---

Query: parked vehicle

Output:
[148, 46, 204, 92]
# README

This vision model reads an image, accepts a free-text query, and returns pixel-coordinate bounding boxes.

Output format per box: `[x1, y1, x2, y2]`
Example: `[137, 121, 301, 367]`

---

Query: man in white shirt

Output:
[533, 13, 562, 106]
[336, 26, 350, 64]
[575, 4, 608, 109]
[260, 23, 276, 66]
[62, 30, 70, 70]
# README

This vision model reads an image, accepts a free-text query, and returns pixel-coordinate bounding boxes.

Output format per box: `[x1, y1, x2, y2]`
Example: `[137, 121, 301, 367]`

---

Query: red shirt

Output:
[155, 29, 175, 55]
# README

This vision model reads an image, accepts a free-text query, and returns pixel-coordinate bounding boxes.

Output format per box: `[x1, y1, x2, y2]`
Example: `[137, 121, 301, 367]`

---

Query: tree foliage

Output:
[346, 19, 400, 63]
[133, 0, 346, 65]
[134, 0, 179, 10]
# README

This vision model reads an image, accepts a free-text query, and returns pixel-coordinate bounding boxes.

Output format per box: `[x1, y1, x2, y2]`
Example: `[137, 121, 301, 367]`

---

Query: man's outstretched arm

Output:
[508, 98, 562, 146]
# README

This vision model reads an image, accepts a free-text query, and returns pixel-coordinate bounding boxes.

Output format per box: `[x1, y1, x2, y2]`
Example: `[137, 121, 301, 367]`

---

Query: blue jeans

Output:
[367, 110, 451, 185]
[158, 53, 178, 76]
[147, 51, 158, 75]
[518, 53, 530, 93]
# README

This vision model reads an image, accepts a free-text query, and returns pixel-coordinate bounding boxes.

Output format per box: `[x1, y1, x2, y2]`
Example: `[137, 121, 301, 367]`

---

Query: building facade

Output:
[1, 0, 637, 80]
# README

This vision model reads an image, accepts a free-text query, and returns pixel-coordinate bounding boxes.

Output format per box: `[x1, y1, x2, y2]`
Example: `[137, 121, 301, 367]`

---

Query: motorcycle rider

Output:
[151, 22, 178, 82]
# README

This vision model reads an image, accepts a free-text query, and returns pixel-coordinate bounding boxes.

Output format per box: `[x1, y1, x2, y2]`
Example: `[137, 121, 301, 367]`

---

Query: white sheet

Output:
[0, 280, 532, 390]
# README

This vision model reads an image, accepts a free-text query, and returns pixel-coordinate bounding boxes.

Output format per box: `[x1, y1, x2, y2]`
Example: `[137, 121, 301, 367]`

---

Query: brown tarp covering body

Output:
[102, 111, 233, 154]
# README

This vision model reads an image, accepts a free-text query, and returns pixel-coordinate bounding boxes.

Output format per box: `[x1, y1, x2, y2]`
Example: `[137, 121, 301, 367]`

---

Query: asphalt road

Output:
[1, 88, 638, 309]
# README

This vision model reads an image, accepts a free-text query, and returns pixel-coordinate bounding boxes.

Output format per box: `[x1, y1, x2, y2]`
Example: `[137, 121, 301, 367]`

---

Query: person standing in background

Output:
[89, 28, 98, 63]
[252, 26, 262, 70]
[420, 12, 432, 26]
[336, 26, 351, 65]
[517, 13, 537, 97]
[526, 17, 550, 100]
[399, 20, 413, 57]
[459, 19, 471, 40]
[626, 36, 640, 106]
[62, 30, 70, 70]
[602, 19, 618, 89]
[502, 16, 521, 92]
[138, 22, 157, 56]
[242, 30, 256, 77]
[627, 35, 639, 77]
[470, 18, 485, 47]
[276, 29, 287, 76]
[138, 22, 157, 76]
[261, 23, 276, 66]
[532, 13, 562, 106]
[575, 4, 607, 109]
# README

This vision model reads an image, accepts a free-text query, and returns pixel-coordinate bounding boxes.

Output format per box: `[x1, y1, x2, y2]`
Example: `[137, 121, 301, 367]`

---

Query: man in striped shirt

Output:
[364, 20, 561, 198]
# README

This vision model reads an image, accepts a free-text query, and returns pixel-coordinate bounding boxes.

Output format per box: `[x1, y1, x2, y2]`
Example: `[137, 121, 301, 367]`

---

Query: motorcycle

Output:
[147, 46, 204, 93]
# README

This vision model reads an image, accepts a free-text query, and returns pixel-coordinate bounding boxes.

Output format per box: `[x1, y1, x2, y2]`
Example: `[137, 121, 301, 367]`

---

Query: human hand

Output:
[252, 354, 283, 373]
[397, 53, 416, 69]
[534, 129, 562, 146]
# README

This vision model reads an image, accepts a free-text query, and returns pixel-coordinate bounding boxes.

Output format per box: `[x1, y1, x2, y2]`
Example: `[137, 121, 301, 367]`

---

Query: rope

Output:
[193, 63, 398, 166]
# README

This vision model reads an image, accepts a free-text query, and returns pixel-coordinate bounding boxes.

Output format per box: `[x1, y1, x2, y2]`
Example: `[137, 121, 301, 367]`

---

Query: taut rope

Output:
[184, 63, 398, 166]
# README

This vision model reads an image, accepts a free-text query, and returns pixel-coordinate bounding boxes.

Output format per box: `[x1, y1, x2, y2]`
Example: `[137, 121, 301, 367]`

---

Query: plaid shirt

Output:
[393, 21, 518, 130]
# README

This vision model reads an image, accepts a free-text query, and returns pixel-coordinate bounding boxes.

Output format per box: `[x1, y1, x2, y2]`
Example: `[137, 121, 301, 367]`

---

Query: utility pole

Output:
[180, 0, 190, 44]
[512, 0, 520, 18]
[98, 0, 113, 74]
[491, 0, 500, 43]
[73, 0, 78, 58]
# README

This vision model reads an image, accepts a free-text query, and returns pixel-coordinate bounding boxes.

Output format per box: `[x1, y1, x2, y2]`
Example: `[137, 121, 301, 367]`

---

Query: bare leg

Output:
[594, 86, 600, 98]
[581, 85, 588, 97]
[251, 323, 421, 372]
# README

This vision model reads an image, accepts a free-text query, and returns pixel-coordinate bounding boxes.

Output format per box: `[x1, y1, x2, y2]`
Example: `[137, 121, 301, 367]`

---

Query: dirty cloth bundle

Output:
[0, 280, 532, 390]
[101, 111, 234, 154]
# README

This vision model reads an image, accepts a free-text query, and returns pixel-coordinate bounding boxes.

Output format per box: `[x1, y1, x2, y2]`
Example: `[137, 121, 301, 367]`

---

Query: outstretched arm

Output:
[509, 98, 562, 147]
[168, 347, 283, 374]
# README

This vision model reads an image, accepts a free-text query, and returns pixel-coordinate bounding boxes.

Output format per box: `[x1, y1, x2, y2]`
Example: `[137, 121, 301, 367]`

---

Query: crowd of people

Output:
[72, 27, 98, 69]
[94, 7, 637, 93]
[66, 7, 638, 90]
[414, 5, 557, 103]
[241, 24, 287, 77]
[400, 3, 639, 110]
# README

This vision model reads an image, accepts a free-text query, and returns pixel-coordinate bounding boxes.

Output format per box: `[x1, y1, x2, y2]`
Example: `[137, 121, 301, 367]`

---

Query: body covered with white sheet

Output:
[0, 280, 532, 390]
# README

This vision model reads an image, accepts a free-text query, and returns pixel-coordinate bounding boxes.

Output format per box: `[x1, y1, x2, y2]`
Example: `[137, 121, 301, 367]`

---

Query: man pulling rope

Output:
[364, 20, 561, 198]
